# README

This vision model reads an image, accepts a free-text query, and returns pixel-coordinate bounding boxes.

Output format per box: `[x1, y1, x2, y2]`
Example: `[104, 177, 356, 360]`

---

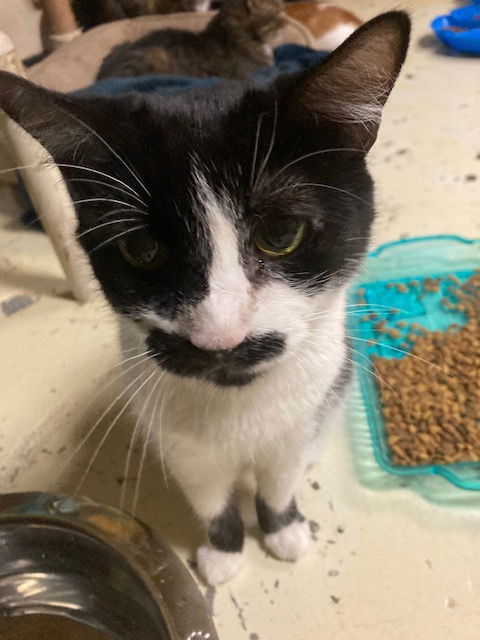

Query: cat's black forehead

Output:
[140, 82, 263, 163]
[126, 81, 362, 205]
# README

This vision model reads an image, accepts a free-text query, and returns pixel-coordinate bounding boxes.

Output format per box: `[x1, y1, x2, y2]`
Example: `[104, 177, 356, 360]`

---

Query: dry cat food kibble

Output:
[373, 271, 480, 466]
[387, 328, 401, 340]
[447, 274, 461, 285]
[374, 319, 388, 334]
[423, 277, 441, 293]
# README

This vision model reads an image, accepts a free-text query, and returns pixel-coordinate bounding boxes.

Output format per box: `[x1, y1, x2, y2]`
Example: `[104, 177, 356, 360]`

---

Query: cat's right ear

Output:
[284, 11, 411, 151]
[0, 71, 120, 167]
[246, 0, 282, 16]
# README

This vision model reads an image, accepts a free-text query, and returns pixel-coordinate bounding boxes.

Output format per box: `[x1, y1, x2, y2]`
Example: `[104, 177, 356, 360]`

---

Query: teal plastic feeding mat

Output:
[348, 235, 480, 496]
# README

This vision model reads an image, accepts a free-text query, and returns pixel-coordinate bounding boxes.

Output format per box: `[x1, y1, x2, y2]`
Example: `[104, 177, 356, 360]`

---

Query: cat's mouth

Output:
[146, 329, 285, 387]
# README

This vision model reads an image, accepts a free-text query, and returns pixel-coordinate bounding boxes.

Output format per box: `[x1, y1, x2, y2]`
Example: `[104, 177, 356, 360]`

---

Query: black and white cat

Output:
[0, 12, 410, 585]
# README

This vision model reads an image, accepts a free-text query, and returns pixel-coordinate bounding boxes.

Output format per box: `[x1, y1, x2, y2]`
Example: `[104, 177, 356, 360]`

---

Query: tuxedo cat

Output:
[0, 12, 410, 585]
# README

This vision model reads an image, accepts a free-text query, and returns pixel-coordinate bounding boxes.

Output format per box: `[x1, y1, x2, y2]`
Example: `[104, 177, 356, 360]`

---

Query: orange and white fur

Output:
[285, 1, 362, 51]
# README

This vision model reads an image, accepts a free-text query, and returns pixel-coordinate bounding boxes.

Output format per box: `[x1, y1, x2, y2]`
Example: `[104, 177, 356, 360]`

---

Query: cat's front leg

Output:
[255, 448, 311, 562]
[169, 448, 244, 585]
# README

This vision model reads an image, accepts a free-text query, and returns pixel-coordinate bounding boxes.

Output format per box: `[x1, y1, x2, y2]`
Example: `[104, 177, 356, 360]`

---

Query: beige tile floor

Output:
[1, 2, 480, 639]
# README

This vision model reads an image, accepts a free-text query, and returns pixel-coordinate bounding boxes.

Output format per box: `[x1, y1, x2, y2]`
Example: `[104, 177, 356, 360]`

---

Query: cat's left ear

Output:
[0, 71, 128, 167]
[285, 11, 411, 151]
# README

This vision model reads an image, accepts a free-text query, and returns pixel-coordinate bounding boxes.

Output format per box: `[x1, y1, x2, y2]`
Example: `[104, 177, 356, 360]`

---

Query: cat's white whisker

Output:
[0, 162, 46, 174]
[303, 302, 410, 321]
[75, 368, 157, 495]
[76, 218, 144, 239]
[108, 348, 155, 373]
[345, 305, 410, 315]
[254, 98, 278, 190]
[58, 163, 144, 198]
[155, 377, 170, 492]
[270, 181, 370, 207]
[269, 147, 364, 184]
[52, 354, 155, 486]
[89, 225, 148, 253]
[96, 207, 149, 222]
[300, 335, 398, 398]
[288, 270, 331, 291]
[120, 369, 161, 512]
[67, 178, 148, 207]
[250, 111, 265, 188]
[343, 350, 417, 424]
[289, 353, 312, 381]
[132, 371, 168, 515]
[61, 112, 151, 198]
[344, 303, 403, 309]
[72, 197, 143, 209]
[204, 378, 219, 421]
[302, 329, 449, 421]
[347, 335, 458, 380]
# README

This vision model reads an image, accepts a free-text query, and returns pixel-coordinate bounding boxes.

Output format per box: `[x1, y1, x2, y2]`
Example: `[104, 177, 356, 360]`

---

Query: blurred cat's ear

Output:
[0, 71, 118, 165]
[286, 11, 410, 151]
[246, 0, 282, 16]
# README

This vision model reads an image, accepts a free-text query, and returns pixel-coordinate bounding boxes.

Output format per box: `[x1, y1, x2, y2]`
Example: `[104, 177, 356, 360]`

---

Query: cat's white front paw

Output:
[196, 546, 244, 585]
[264, 520, 311, 561]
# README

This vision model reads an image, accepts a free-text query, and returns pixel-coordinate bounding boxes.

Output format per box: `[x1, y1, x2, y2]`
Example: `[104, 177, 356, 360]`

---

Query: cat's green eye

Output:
[253, 217, 306, 257]
[119, 230, 168, 270]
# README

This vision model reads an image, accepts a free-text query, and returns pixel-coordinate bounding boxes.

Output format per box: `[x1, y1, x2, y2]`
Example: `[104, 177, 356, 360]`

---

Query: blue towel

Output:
[24, 44, 328, 229]
[76, 44, 327, 97]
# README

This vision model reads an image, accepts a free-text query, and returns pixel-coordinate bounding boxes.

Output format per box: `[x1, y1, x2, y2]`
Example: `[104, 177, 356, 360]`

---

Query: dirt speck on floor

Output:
[308, 520, 320, 541]
[230, 593, 247, 631]
[1, 294, 36, 316]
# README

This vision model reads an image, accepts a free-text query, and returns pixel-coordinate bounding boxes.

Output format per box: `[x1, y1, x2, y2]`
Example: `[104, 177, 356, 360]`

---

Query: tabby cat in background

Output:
[97, 0, 284, 80]
[71, 0, 213, 31]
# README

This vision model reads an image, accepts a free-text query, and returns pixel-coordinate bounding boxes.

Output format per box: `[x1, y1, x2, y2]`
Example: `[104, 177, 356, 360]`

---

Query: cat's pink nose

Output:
[189, 328, 247, 351]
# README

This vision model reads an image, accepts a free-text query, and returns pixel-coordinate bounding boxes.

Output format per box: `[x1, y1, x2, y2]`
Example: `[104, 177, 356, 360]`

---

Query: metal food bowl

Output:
[0, 492, 217, 640]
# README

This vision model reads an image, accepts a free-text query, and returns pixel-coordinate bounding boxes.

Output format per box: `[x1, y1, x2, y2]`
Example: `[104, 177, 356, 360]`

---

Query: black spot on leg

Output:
[255, 496, 304, 534]
[208, 500, 244, 552]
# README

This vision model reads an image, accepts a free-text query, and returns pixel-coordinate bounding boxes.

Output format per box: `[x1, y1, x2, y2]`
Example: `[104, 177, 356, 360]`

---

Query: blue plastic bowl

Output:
[349, 235, 480, 491]
[450, 4, 480, 28]
[431, 13, 480, 54]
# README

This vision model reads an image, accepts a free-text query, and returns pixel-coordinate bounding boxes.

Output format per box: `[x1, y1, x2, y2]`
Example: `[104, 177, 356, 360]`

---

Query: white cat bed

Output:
[28, 12, 315, 91]
[0, 11, 314, 302]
